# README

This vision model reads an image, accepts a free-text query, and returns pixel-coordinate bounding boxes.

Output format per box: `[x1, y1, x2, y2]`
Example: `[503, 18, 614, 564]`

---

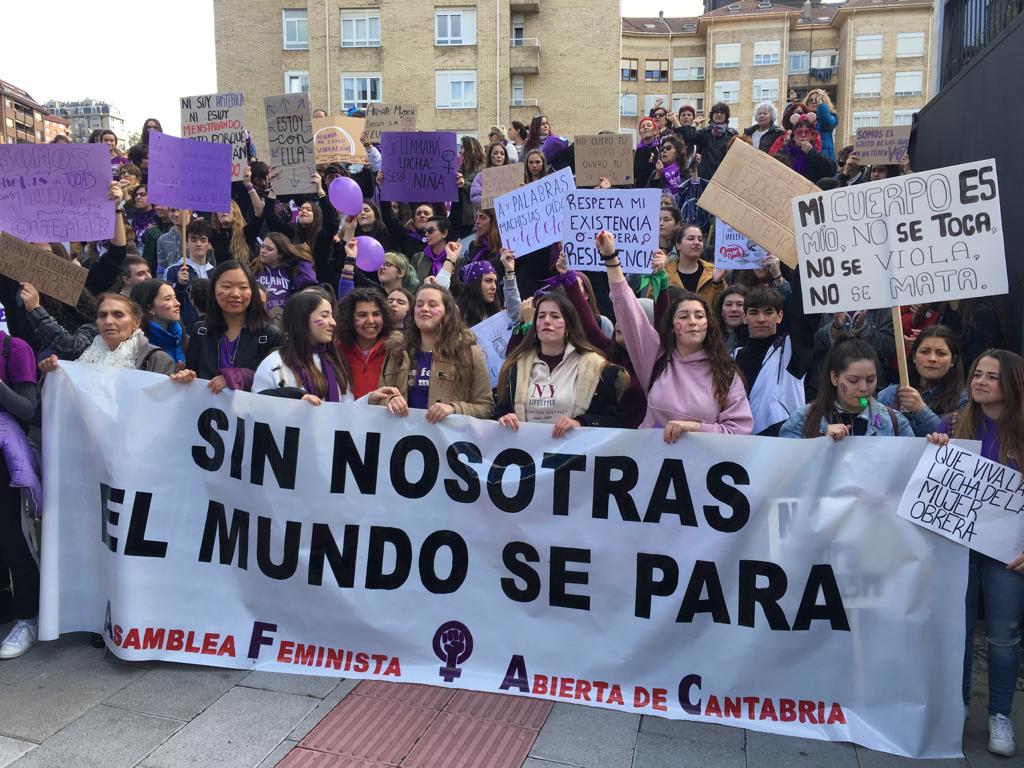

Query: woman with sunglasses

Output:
[651, 136, 690, 197]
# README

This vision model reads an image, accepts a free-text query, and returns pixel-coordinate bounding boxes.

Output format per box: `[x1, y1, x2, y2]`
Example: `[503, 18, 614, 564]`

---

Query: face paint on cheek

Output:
[313, 318, 329, 327]
[839, 382, 848, 395]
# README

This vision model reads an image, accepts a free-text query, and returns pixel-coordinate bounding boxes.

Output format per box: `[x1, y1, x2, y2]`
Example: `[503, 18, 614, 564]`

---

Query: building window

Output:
[620, 58, 638, 81]
[852, 111, 880, 130]
[789, 51, 809, 73]
[811, 49, 839, 69]
[620, 93, 637, 117]
[512, 13, 525, 45]
[753, 41, 780, 66]
[893, 109, 916, 126]
[728, 117, 739, 130]
[282, 9, 308, 50]
[435, 70, 477, 109]
[511, 74, 525, 105]
[672, 57, 705, 81]
[645, 60, 669, 82]
[894, 71, 923, 96]
[435, 9, 476, 46]
[855, 34, 883, 60]
[715, 43, 741, 68]
[341, 73, 382, 110]
[643, 94, 669, 113]
[341, 10, 380, 47]
[896, 32, 926, 57]
[672, 93, 704, 113]
[854, 73, 882, 97]
[285, 71, 310, 93]
[713, 81, 740, 104]
[752, 78, 779, 104]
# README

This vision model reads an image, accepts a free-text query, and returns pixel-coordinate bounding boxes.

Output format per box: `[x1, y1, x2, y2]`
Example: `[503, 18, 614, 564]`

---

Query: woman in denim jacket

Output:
[780, 334, 913, 439]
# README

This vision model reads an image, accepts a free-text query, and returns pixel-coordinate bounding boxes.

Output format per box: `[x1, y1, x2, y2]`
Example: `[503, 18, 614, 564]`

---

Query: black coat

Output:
[743, 124, 785, 153]
[185, 322, 282, 390]
[675, 124, 737, 180]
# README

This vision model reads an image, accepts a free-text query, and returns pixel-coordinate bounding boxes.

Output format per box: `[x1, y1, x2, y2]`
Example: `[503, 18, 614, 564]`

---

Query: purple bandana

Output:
[460, 260, 496, 285]
[424, 243, 447, 276]
[661, 161, 684, 196]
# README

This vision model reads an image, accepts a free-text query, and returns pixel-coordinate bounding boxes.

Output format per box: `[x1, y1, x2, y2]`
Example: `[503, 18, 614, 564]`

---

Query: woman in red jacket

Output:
[336, 288, 395, 398]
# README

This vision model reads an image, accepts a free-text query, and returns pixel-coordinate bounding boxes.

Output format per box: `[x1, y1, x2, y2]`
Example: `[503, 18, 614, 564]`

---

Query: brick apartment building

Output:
[213, 0, 620, 156]
[620, 0, 933, 147]
[0, 80, 48, 144]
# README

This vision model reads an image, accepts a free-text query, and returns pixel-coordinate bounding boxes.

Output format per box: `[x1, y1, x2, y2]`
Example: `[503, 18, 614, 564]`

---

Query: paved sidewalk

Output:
[0, 623, 1020, 767]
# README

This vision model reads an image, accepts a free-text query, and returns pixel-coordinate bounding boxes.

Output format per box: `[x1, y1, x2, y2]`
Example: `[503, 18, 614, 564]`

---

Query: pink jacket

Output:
[610, 280, 753, 433]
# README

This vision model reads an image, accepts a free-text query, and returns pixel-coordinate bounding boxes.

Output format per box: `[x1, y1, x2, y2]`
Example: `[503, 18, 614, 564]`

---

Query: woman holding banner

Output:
[336, 288, 394, 399]
[494, 291, 627, 437]
[130, 280, 187, 367]
[779, 335, 912, 438]
[253, 291, 353, 405]
[876, 326, 966, 436]
[171, 261, 281, 393]
[374, 285, 493, 421]
[928, 349, 1024, 757]
[599, 232, 752, 439]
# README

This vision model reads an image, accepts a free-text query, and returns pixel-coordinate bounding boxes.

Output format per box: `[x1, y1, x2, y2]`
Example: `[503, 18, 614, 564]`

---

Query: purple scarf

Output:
[298, 345, 341, 402]
[471, 236, 493, 263]
[131, 208, 157, 247]
[661, 161, 684, 196]
[424, 243, 447, 276]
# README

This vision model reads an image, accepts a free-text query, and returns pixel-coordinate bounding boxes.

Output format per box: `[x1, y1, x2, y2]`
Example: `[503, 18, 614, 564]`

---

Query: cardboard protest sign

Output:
[697, 140, 819, 269]
[574, 134, 634, 187]
[494, 168, 575, 255]
[364, 104, 417, 143]
[470, 311, 513, 387]
[180, 92, 247, 181]
[562, 189, 659, 273]
[480, 164, 524, 209]
[312, 116, 368, 164]
[0, 232, 88, 306]
[0, 144, 114, 241]
[263, 94, 316, 195]
[792, 159, 1006, 313]
[148, 131, 232, 213]
[853, 126, 912, 167]
[898, 442, 1024, 564]
[380, 132, 458, 203]
[714, 221, 768, 270]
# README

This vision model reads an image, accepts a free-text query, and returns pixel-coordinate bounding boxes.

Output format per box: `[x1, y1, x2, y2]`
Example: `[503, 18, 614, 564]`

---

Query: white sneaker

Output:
[988, 713, 1016, 757]
[0, 619, 36, 660]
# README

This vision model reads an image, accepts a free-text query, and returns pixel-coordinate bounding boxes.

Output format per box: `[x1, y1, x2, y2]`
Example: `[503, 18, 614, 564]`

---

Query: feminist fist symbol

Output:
[432, 620, 474, 683]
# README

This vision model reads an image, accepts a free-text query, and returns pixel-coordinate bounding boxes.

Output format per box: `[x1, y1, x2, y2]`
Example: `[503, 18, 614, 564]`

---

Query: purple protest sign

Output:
[0, 143, 114, 241]
[380, 132, 458, 202]
[148, 131, 232, 213]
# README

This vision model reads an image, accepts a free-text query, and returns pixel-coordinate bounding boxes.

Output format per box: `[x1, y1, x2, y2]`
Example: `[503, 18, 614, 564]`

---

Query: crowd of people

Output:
[2, 101, 1021, 757]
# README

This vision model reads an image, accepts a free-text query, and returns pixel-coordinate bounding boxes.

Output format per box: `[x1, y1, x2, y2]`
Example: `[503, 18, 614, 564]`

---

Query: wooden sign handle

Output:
[181, 217, 188, 269]
[891, 306, 910, 388]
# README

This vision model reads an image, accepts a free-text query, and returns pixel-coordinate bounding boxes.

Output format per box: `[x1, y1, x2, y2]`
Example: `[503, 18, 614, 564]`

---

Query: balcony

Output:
[510, 99, 540, 121]
[509, 0, 539, 11]
[510, 39, 540, 74]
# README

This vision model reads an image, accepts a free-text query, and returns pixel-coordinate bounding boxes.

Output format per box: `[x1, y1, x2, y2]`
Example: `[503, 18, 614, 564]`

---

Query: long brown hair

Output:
[908, 325, 964, 415]
[212, 200, 252, 263]
[802, 334, 878, 438]
[652, 291, 738, 408]
[497, 292, 606, 395]
[279, 291, 351, 397]
[396, 285, 476, 383]
[952, 349, 1024, 466]
[253, 232, 314, 282]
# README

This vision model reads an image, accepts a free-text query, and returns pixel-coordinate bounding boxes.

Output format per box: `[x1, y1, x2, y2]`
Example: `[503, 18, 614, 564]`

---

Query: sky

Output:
[0, 1, 700, 142]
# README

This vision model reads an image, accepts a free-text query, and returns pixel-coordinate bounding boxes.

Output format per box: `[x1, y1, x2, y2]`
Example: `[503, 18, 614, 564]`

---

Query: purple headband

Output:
[460, 260, 496, 284]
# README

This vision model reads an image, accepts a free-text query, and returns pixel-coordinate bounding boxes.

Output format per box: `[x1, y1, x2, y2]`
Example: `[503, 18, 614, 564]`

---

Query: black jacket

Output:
[185, 322, 282, 390]
[675, 124, 737, 180]
[743, 124, 785, 153]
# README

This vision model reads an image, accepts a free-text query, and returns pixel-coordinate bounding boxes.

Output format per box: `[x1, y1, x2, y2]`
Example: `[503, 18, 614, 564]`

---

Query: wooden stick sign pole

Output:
[891, 306, 910, 388]
[181, 214, 188, 268]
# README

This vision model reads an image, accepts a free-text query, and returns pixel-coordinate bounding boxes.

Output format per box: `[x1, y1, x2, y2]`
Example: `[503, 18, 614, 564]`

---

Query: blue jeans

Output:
[963, 550, 1024, 716]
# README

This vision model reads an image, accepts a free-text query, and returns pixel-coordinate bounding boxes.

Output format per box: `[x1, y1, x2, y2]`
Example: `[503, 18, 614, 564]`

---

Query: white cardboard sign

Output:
[562, 189, 660, 274]
[792, 160, 1006, 312]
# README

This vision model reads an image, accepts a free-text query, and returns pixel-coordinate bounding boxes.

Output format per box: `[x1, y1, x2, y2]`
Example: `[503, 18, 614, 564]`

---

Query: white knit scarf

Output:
[78, 328, 145, 369]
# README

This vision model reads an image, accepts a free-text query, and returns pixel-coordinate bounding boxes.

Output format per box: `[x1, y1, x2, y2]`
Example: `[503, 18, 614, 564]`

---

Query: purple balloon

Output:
[328, 176, 363, 216]
[355, 236, 386, 272]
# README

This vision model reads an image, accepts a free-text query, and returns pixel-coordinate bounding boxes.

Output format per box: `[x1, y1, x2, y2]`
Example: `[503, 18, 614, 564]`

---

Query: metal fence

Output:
[941, 0, 1024, 85]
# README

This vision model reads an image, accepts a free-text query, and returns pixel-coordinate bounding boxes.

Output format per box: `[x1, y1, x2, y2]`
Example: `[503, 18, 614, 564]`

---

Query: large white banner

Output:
[792, 160, 1006, 312]
[40, 363, 968, 759]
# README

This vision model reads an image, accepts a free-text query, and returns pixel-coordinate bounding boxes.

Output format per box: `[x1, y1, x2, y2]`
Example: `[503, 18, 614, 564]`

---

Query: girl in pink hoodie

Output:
[599, 231, 753, 441]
